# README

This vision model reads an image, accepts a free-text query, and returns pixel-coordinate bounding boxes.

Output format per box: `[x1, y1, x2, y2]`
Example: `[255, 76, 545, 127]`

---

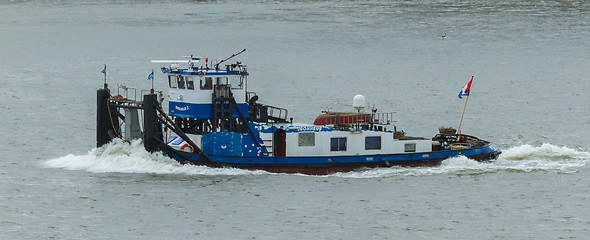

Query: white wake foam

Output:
[331, 143, 590, 178]
[46, 141, 590, 178]
[44, 139, 267, 176]
[501, 143, 590, 160]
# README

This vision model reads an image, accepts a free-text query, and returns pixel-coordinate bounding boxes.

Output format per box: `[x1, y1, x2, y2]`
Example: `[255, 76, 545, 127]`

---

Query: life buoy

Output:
[180, 143, 194, 153]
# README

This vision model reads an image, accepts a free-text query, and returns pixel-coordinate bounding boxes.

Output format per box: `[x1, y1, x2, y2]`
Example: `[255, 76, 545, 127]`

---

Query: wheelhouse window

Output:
[404, 143, 416, 152]
[330, 137, 347, 151]
[177, 76, 185, 89]
[186, 76, 195, 90]
[229, 76, 243, 89]
[298, 132, 315, 147]
[216, 76, 228, 85]
[168, 75, 178, 88]
[201, 77, 213, 90]
[365, 136, 381, 150]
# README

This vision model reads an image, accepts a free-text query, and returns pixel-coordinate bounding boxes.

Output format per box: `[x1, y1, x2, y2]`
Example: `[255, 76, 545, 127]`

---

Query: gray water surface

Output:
[1, 1, 589, 239]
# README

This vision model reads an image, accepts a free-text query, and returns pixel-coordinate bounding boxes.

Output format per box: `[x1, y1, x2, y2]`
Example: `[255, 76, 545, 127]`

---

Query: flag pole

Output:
[151, 69, 154, 93]
[102, 64, 107, 89]
[457, 94, 469, 134]
[457, 76, 473, 134]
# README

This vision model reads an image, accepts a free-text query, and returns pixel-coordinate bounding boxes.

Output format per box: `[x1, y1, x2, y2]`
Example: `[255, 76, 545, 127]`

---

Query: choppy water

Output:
[1, 0, 590, 239]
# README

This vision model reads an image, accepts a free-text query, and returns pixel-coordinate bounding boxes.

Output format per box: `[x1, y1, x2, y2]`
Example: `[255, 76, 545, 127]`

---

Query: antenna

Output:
[181, 55, 201, 61]
[150, 60, 190, 63]
[215, 49, 246, 69]
[152, 55, 202, 69]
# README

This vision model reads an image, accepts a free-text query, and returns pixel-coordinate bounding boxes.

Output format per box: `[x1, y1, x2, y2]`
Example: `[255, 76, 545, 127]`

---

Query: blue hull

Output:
[165, 145, 501, 175]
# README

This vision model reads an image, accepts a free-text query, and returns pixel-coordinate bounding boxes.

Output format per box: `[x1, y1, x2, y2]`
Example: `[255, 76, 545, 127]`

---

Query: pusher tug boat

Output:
[96, 50, 501, 175]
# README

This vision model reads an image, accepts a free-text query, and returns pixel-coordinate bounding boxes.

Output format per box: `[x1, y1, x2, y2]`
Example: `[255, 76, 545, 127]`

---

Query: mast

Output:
[457, 76, 473, 134]
[102, 64, 107, 89]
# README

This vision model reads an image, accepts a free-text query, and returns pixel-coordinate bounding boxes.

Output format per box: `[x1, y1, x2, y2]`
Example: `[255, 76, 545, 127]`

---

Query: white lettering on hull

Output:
[175, 105, 189, 111]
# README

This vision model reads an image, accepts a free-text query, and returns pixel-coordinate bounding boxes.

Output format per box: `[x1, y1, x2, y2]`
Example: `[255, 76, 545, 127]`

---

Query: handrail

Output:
[267, 105, 288, 122]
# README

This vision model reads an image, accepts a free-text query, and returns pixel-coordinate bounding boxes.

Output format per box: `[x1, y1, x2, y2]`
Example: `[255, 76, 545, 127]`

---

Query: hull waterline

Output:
[167, 145, 501, 175]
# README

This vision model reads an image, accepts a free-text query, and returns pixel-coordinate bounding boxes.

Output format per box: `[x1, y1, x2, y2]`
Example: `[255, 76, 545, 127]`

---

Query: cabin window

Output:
[177, 76, 185, 89]
[201, 77, 213, 90]
[168, 75, 178, 88]
[229, 76, 243, 89]
[298, 132, 315, 147]
[186, 76, 194, 90]
[404, 143, 416, 152]
[365, 136, 381, 150]
[330, 137, 347, 151]
[216, 76, 228, 85]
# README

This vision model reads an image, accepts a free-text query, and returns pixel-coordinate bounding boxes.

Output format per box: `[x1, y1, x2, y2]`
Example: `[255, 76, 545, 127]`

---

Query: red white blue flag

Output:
[458, 76, 473, 99]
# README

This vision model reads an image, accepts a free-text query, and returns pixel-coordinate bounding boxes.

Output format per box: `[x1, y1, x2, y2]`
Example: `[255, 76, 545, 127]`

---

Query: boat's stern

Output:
[431, 133, 501, 161]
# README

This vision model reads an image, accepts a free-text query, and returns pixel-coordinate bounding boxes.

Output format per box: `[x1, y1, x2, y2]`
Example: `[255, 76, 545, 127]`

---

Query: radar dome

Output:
[353, 94, 366, 112]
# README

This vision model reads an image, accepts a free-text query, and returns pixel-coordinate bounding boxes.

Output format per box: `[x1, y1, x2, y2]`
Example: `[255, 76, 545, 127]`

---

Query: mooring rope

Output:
[106, 97, 123, 138]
